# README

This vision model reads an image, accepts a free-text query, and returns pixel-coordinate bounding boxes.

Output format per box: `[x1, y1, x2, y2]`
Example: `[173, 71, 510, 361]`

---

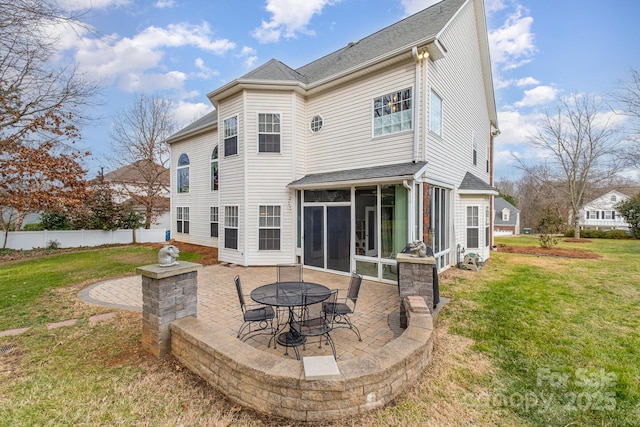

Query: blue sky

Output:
[53, 0, 640, 180]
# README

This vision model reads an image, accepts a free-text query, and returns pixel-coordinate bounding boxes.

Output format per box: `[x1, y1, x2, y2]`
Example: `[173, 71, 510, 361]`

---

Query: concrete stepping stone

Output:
[47, 319, 78, 330]
[0, 327, 30, 337]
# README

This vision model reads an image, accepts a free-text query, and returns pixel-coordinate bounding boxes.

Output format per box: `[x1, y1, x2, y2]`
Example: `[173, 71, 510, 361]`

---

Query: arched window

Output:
[177, 153, 190, 193]
[210, 146, 219, 191]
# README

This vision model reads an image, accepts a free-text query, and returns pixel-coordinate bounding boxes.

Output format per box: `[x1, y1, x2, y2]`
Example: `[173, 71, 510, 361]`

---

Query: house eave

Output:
[459, 189, 499, 196]
[208, 80, 307, 107]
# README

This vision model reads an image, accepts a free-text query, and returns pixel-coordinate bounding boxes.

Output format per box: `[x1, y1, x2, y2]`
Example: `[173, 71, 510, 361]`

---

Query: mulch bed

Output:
[495, 238, 601, 259]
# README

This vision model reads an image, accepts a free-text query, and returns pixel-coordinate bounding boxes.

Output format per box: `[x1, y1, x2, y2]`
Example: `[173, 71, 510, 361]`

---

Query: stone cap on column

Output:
[136, 261, 202, 279]
[396, 253, 435, 265]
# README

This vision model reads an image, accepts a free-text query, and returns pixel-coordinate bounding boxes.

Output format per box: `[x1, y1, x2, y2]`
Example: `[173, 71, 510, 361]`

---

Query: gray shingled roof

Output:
[237, 0, 465, 86]
[166, 109, 218, 143]
[459, 172, 497, 193]
[494, 197, 519, 225]
[296, 0, 465, 84]
[288, 161, 428, 188]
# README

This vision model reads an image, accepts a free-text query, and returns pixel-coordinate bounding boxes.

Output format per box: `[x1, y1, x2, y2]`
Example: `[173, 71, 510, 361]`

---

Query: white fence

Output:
[1, 229, 168, 250]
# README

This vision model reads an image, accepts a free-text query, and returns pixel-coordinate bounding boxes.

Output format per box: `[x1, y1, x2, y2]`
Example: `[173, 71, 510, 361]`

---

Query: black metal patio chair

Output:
[276, 263, 303, 283]
[323, 271, 363, 341]
[290, 290, 338, 360]
[234, 275, 276, 346]
[275, 264, 303, 328]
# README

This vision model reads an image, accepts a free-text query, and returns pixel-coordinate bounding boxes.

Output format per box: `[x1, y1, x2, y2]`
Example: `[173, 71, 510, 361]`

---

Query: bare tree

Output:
[516, 94, 625, 238]
[0, 0, 99, 240]
[611, 68, 640, 169]
[108, 93, 176, 229]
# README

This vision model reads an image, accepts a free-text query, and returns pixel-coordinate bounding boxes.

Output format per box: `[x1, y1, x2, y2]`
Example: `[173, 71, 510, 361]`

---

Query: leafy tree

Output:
[0, 0, 99, 247]
[516, 94, 625, 238]
[108, 93, 175, 229]
[616, 193, 640, 238]
[41, 211, 72, 230]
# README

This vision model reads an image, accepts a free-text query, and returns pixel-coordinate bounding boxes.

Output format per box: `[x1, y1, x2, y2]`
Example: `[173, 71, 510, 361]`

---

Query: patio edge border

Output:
[169, 296, 434, 422]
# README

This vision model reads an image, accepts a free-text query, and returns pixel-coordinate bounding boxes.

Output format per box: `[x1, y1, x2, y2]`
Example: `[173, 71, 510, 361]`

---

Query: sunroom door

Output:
[303, 205, 350, 272]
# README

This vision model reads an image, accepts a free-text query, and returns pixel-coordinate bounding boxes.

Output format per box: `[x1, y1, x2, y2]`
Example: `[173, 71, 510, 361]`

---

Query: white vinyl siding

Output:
[304, 63, 415, 172]
[170, 126, 219, 247]
[425, 1, 491, 186]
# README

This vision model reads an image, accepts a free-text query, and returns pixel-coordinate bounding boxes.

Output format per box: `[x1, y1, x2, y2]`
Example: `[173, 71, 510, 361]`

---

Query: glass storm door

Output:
[303, 205, 351, 272]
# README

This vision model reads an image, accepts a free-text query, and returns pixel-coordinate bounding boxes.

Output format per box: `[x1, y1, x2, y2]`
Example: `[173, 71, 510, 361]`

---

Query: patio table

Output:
[250, 281, 331, 348]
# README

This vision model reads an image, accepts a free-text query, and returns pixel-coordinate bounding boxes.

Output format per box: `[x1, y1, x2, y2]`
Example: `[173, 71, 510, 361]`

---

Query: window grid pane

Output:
[224, 117, 238, 156]
[258, 205, 281, 250]
[258, 113, 281, 153]
[372, 88, 412, 137]
[430, 90, 442, 136]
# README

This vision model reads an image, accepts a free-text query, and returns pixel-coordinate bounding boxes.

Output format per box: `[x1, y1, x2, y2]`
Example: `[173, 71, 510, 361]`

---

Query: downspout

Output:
[411, 47, 428, 163]
[403, 180, 413, 242]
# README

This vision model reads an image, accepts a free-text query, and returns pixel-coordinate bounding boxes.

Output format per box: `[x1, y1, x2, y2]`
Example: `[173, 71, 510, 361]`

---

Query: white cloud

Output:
[193, 58, 219, 79]
[494, 76, 539, 90]
[69, 22, 234, 92]
[57, 0, 131, 11]
[485, 0, 508, 14]
[119, 70, 186, 92]
[154, 0, 175, 8]
[252, 0, 337, 44]
[496, 110, 542, 147]
[239, 46, 258, 69]
[172, 101, 214, 128]
[400, 0, 440, 15]
[514, 85, 558, 108]
[516, 77, 539, 87]
[489, 6, 536, 70]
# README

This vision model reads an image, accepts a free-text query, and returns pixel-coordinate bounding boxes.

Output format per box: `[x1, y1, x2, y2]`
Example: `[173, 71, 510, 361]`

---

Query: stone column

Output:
[136, 261, 201, 358]
[396, 253, 435, 329]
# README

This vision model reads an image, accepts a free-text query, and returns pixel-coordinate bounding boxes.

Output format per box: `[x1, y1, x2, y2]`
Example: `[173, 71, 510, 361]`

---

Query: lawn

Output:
[0, 238, 638, 426]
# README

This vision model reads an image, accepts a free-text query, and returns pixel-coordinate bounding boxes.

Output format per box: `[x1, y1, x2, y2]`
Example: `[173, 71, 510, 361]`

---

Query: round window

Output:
[310, 115, 323, 133]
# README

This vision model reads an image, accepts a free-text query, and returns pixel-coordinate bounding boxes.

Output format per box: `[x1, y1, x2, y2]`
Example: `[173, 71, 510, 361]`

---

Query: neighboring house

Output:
[493, 197, 520, 236]
[166, 0, 499, 282]
[578, 190, 630, 232]
[94, 160, 171, 229]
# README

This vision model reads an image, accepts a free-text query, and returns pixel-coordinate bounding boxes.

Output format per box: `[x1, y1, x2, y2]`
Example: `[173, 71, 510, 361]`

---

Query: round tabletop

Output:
[250, 282, 331, 307]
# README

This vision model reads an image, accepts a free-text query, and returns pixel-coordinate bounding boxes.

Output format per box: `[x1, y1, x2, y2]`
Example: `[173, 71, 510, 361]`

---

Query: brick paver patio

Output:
[81, 264, 401, 361]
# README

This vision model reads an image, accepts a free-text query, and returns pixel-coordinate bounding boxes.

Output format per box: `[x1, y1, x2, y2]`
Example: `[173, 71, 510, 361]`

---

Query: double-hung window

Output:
[485, 206, 490, 247]
[176, 207, 189, 234]
[430, 90, 442, 136]
[224, 116, 238, 157]
[258, 113, 280, 153]
[224, 206, 239, 249]
[373, 88, 412, 136]
[466, 206, 479, 248]
[210, 146, 218, 191]
[258, 205, 281, 250]
[177, 154, 190, 193]
[210, 206, 219, 238]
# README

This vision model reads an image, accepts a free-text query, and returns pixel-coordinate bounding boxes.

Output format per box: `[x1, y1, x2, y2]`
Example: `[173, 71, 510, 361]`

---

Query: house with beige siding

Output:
[166, 0, 499, 282]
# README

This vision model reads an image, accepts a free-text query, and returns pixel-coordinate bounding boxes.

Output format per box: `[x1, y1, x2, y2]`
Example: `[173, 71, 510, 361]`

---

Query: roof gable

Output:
[166, 109, 217, 144]
[459, 172, 498, 195]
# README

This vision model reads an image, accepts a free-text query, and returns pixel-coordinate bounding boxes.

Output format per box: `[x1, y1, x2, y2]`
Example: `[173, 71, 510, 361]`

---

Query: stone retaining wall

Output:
[169, 296, 434, 422]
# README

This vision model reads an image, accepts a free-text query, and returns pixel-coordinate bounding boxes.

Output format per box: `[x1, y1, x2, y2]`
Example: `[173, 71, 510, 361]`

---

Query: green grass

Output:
[0, 245, 201, 329]
[440, 237, 640, 426]
[1, 238, 639, 426]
